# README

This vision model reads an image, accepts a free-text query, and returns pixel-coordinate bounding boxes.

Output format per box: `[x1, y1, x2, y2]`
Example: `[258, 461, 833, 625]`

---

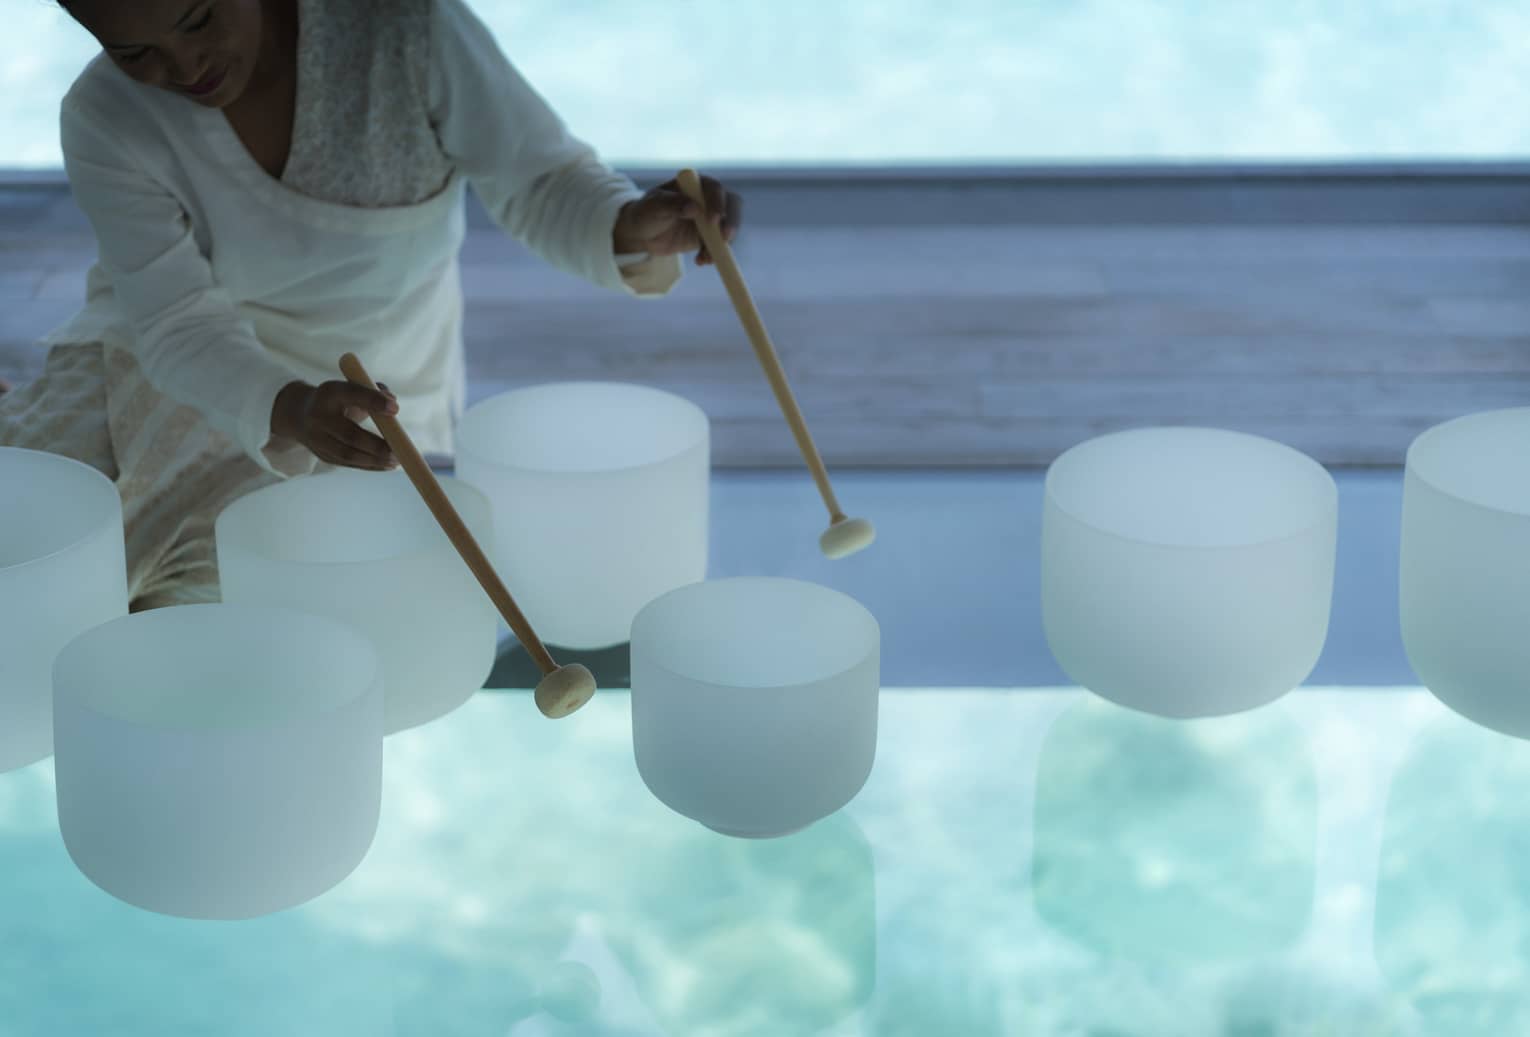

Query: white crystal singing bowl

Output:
[216, 469, 497, 734]
[1401, 408, 1530, 737]
[630, 577, 880, 838]
[52, 604, 384, 919]
[0, 446, 128, 772]
[455, 382, 709, 650]
[1042, 427, 1338, 718]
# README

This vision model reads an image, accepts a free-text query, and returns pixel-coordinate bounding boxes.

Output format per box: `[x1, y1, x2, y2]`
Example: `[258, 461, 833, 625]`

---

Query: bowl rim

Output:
[1044, 426, 1339, 551]
[52, 603, 383, 732]
[455, 381, 711, 477]
[214, 470, 492, 569]
[0, 446, 123, 576]
[631, 576, 882, 691]
[1404, 406, 1530, 521]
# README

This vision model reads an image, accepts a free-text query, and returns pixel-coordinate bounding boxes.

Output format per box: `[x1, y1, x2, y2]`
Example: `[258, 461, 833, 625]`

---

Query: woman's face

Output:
[64, 0, 267, 108]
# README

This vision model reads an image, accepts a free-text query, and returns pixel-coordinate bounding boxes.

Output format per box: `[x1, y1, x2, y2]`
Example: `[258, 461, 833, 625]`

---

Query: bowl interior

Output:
[458, 383, 708, 474]
[1407, 408, 1530, 518]
[1046, 427, 1335, 548]
[216, 470, 487, 565]
[54, 605, 377, 730]
[0, 448, 119, 570]
[634, 578, 879, 690]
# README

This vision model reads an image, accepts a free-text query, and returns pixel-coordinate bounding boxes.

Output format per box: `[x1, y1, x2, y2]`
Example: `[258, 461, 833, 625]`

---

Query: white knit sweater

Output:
[45, 0, 680, 475]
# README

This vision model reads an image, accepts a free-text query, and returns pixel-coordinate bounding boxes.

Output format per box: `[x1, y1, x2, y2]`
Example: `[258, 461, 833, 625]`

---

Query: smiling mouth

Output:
[182, 66, 227, 96]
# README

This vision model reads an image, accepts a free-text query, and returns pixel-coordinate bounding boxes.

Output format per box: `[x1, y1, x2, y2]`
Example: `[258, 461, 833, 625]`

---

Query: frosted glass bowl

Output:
[456, 382, 709, 650]
[52, 604, 383, 919]
[0, 446, 127, 772]
[630, 577, 880, 838]
[216, 469, 497, 734]
[1401, 408, 1530, 737]
[1042, 427, 1337, 718]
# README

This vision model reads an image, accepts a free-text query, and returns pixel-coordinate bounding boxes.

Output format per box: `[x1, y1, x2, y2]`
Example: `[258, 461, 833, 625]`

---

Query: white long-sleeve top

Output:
[44, 0, 680, 476]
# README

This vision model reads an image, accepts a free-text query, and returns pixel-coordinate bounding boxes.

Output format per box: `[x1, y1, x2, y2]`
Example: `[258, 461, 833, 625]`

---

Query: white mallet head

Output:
[819, 516, 876, 560]
[535, 664, 597, 719]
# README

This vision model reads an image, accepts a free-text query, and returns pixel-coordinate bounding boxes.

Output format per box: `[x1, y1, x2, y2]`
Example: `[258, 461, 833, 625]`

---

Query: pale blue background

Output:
[4, 0, 1528, 167]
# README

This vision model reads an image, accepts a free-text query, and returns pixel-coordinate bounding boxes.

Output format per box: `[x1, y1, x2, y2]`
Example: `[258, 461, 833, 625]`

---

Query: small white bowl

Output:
[630, 577, 880, 838]
[216, 469, 497, 734]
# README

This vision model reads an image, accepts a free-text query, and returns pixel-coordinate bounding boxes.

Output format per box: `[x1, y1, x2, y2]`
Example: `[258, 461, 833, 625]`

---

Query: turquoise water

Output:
[4, 1, 1527, 167]
[6, 687, 1530, 1035]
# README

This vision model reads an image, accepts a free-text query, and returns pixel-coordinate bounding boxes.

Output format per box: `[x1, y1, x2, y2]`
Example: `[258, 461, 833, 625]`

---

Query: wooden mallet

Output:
[339, 353, 595, 719]
[674, 168, 876, 560]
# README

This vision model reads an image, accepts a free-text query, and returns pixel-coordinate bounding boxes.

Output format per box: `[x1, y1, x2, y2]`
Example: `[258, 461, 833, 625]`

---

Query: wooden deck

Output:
[3, 172, 1527, 466]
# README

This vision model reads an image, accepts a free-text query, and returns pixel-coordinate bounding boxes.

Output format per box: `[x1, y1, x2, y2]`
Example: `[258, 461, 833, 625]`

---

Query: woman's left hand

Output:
[612, 174, 742, 266]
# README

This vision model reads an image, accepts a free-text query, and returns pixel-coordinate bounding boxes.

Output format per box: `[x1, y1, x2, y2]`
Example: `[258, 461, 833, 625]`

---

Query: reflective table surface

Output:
[1, 687, 1524, 1036]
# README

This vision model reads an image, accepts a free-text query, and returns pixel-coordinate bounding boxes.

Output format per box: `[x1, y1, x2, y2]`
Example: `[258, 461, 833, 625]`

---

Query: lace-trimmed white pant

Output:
[0, 343, 280, 610]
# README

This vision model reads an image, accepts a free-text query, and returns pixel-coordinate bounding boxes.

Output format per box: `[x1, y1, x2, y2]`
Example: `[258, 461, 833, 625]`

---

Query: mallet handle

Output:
[339, 353, 558, 676]
[675, 168, 847, 524]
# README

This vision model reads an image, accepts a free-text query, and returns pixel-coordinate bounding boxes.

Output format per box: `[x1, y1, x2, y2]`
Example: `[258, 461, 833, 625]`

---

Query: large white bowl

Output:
[52, 603, 384, 919]
[630, 577, 880, 838]
[1042, 427, 1338, 718]
[0, 446, 127, 771]
[216, 469, 496, 734]
[1401, 408, 1530, 737]
[455, 382, 709, 650]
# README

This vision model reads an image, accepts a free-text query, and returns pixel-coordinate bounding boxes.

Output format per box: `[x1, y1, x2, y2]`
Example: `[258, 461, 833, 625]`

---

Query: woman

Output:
[1, 0, 740, 609]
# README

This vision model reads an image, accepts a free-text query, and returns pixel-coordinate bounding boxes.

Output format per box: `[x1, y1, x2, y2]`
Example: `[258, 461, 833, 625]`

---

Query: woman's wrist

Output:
[270, 380, 313, 441]
[612, 201, 648, 255]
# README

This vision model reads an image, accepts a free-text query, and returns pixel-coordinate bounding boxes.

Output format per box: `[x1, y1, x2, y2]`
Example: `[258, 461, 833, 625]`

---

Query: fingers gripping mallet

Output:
[338, 354, 595, 719]
[674, 168, 875, 560]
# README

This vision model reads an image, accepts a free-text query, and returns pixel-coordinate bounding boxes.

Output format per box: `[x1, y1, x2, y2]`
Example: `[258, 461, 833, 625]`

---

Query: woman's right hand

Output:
[270, 379, 399, 470]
